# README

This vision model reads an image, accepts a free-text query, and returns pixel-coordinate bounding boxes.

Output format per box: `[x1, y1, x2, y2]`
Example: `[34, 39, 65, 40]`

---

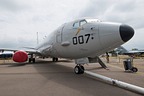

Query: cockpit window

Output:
[80, 20, 87, 26]
[73, 19, 87, 28]
[73, 22, 79, 28]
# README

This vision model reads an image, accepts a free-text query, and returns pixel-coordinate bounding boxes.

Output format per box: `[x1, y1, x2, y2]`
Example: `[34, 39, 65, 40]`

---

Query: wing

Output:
[0, 47, 41, 63]
[0, 47, 40, 55]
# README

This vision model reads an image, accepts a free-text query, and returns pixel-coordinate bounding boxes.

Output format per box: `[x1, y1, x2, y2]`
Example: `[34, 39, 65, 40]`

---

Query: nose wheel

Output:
[74, 65, 85, 74]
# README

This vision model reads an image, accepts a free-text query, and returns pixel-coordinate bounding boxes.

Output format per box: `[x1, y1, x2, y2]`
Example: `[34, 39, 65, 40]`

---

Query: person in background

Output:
[106, 52, 109, 63]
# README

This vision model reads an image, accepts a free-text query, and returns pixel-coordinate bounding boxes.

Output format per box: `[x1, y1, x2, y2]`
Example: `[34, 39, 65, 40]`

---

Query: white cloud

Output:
[0, 0, 144, 50]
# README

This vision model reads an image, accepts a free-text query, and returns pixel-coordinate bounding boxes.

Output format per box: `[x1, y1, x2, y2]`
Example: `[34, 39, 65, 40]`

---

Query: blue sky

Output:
[0, 0, 144, 50]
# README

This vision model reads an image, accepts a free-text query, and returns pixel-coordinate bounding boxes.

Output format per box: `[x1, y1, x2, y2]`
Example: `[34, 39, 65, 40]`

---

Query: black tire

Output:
[74, 65, 85, 74]
[52, 58, 55, 62]
[131, 67, 138, 72]
[74, 66, 81, 74]
[56, 58, 58, 62]
[32, 58, 35, 63]
[80, 65, 84, 74]
[53, 58, 58, 62]
[29, 58, 31, 63]
[80, 66, 85, 71]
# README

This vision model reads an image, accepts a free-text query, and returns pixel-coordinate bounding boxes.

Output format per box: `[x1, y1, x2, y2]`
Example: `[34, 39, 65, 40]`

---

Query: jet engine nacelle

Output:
[13, 51, 28, 62]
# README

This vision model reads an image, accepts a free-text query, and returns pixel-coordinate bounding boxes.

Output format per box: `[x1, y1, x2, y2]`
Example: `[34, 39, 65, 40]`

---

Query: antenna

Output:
[37, 32, 39, 45]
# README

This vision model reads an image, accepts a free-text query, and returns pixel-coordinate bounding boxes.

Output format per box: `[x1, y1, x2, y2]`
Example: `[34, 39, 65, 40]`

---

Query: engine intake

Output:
[13, 51, 28, 62]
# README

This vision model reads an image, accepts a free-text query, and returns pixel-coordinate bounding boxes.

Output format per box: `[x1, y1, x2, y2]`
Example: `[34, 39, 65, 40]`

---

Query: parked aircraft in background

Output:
[115, 46, 144, 57]
[0, 51, 13, 59]
[0, 18, 134, 74]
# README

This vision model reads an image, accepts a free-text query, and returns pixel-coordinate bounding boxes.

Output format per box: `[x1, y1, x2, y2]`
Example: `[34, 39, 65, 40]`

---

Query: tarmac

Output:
[0, 57, 143, 96]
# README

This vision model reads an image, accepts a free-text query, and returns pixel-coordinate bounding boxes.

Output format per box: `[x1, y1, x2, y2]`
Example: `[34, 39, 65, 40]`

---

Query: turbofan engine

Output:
[13, 51, 28, 62]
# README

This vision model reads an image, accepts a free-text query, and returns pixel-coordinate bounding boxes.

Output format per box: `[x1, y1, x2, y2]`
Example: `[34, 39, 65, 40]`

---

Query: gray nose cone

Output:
[119, 24, 134, 42]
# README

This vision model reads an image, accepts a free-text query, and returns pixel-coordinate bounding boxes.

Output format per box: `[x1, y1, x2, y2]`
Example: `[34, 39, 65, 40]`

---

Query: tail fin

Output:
[115, 46, 128, 54]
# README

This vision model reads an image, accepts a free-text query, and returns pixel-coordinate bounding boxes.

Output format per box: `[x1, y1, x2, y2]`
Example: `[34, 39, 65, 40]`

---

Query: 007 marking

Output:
[72, 34, 91, 45]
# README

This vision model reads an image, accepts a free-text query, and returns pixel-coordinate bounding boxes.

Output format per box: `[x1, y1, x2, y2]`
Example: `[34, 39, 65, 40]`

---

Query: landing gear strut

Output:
[74, 65, 85, 74]
[29, 58, 35, 63]
[29, 54, 35, 63]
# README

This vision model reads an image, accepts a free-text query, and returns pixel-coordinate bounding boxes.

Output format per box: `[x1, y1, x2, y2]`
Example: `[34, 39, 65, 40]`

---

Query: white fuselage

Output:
[36, 18, 133, 59]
